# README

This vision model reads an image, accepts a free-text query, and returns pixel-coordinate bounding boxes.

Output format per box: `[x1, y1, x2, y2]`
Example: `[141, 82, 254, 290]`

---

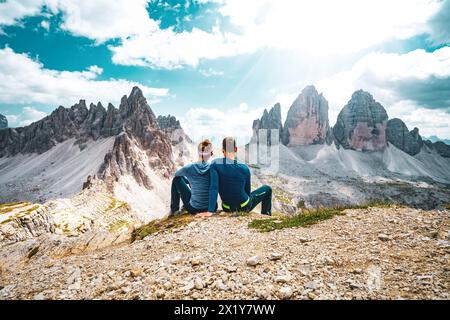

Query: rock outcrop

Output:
[252, 103, 283, 145]
[0, 87, 170, 158]
[282, 86, 331, 146]
[0, 113, 7, 129]
[424, 140, 450, 158]
[157, 115, 192, 145]
[0, 87, 175, 187]
[386, 118, 423, 156]
[333, 90, 388, 151]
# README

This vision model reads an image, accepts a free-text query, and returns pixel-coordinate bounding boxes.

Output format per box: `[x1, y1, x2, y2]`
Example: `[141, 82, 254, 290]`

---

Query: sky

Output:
[0, 0, 450, 145]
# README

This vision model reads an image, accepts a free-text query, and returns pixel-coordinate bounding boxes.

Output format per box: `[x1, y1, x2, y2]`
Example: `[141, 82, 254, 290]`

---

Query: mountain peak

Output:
[334, 90, 388, 151]
[130, 86, 144, 99]
[301, 85, 319, 96]
[282, 85, 331, 146]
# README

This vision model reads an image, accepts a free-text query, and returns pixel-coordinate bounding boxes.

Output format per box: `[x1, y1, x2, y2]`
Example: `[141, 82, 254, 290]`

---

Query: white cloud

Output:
[0, 0, 444, 69]
[315, 46, 450, 139]
[40, 20, 50, 31]
[199, 67, 224, 77]
[5, 106, 47, 127]
[0, 0, 45, 26]
[388, 100, 450, 139]
[0, 47, 169, 110]
[181, 105, 265, 146]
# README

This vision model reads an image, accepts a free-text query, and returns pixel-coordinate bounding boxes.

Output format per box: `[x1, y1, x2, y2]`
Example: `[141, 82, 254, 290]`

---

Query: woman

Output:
[169, 139, 216, 215]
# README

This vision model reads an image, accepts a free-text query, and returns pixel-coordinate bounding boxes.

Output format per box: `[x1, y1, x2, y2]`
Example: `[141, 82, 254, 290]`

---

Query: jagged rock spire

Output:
[282, 85, 331, 146]
[333, 90, 388, 151]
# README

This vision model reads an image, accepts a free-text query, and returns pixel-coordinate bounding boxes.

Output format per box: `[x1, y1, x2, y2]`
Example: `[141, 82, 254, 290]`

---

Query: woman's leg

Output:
[170, 176, 192, 213]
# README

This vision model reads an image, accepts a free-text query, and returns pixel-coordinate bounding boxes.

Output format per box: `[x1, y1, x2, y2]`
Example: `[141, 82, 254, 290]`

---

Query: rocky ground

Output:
[0, 206, 448, 300]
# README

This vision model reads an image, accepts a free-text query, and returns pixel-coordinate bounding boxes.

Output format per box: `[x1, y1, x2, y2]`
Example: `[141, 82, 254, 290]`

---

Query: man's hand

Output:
[196, 212, 214, 218]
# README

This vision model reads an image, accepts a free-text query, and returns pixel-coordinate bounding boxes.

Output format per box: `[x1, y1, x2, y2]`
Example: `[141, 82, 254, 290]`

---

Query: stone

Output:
[378, 234, 391, 241]
[304, 281, 320, 290]
[307, 292, 317, 300]
[33, 292, 46, 300]
[269, 252, 283, 261]
[333, 90, 388, 151]
[129, 267, 143, 278]
[255, 288, 270, 299]
[246, 255, 261, 266]
[214, 280, 228, 291]
[278, 286, 293, 300]
[190, 256, 203, 266]
[299, 264, 312, 276]
[348, 280, 364, 290]
[274, 275, 292, 284]
[299, 237, 311, 243]
[155, 289, 165, 298]
[182, 281, 195, 291]
[282, 85, 332, 146]
[194, 277, 205, 290]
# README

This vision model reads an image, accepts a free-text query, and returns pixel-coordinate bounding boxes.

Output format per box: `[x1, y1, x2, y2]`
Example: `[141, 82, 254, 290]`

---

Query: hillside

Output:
[1, 206, 448, 300]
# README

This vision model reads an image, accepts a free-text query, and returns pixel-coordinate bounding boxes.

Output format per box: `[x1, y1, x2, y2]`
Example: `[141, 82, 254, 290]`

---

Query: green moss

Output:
[249, 207, 347, 232]
[0, 201, 30, 214]
[297, 200, 306, 209]
[104, 197, 128, 213]
[248, 201, 407, 232]
[108, 219, 130, 232]
[352, 201, 405, 209]
[444, 203, 450, 210]
[272, 187, 292, 205]
[132, 213, 196, 241]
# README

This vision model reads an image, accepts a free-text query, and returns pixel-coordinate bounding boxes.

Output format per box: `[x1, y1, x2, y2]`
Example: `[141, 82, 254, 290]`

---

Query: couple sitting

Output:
[170, 137, 272, 217]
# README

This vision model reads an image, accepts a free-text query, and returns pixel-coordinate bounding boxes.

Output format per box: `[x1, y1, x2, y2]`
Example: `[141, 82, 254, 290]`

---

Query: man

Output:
[170, 139, 216, 215]
[205, 136, 272, 216]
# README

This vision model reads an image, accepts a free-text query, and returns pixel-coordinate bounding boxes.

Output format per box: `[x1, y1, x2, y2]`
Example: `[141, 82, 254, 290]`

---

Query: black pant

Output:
[222, 185, 272, 215]
[170, 176, 212, 214]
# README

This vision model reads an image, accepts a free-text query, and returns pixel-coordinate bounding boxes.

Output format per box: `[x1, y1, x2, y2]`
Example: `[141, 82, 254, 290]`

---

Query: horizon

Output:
[0, 0, 450, 143]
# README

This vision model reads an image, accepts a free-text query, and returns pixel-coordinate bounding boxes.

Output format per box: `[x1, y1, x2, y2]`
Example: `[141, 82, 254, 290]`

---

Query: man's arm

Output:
[207, 164, 219, 213]
[245, 166, 251, 197]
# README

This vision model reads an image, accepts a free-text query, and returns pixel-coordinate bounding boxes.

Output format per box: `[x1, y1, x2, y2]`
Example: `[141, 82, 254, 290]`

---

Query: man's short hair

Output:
[222, 137, 236, 153]
[198, 139, 213, 155]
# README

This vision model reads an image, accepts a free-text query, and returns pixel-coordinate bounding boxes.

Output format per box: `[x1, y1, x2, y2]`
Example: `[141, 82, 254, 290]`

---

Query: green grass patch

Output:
[248, 201, 405, 232]
[132, 212, 196, 241]
[249, 207, 347, 232]
[297, 200, 306, 209]
[352, 201, 406, 209]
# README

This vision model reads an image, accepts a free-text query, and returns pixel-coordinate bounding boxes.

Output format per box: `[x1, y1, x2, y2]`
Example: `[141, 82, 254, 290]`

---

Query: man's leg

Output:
[170, 176, 191, 213]
[248, 185, 272, 215]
